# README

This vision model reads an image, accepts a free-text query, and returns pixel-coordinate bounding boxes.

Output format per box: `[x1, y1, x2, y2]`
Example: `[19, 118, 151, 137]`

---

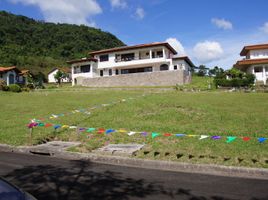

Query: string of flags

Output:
[37, 95, 146, 121]
[27, 121, 268, 144]
[27, 93, 267, 144]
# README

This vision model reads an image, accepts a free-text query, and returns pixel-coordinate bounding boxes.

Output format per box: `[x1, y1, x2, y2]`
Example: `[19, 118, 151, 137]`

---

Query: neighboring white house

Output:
[234, 43, 268, 84]
[0, 66, 22, 85]
[47, 68, 72, 83]
[67, 42, 195, 86]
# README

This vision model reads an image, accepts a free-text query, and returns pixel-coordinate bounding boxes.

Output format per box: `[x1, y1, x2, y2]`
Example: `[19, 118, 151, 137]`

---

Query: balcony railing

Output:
[115, 55, 165, 63]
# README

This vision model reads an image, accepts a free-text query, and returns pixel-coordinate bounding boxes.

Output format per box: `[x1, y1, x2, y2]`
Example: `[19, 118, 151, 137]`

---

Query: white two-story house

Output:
[67, 42, 195, 87]
[234, 43, 268, 84]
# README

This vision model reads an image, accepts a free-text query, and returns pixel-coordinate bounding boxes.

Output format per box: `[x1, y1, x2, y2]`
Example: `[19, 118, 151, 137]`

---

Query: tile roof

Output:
[88, 42, 177, 55]
[172, 56, 195, 68]
[47, 67, 71, 75]
[0, 66, 21, 73]
[66, 57, 98, 64]
[240, 43, 268, 56]
[234, 58, 268, 70]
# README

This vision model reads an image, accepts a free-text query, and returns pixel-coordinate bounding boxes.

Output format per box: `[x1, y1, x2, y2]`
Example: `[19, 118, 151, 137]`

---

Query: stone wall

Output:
[82, 70, 191, 87]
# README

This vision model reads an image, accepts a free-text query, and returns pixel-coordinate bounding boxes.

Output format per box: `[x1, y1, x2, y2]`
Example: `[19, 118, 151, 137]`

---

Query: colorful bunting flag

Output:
[164, 133, 172, 137]
[243, 137, 250, 141]
[62, 125, 69, 129]
[119, 129, 127, 133]
[79, 128, 86, 132]
[199, 135, 209, 140]
[38, 123, 45, 127]
[152, 132, 159, 139]
[27, 123, 36, 129]
[69, 126, 77, 129]
[175, 134, 185, 137]
[106, 129, 115, 134]
[141, 132, 147, 136]
[127, 131, 136, 136]
[44, 123, 53, 128]
[188, 135, 198, 137]
[211, 136, 221, 140]
[258, 137, 267, 143]
[98, 128, 105, 134]
[86, 128, 96, 132]
[226, 136, 236, 143]
[54, 125, 61, 129]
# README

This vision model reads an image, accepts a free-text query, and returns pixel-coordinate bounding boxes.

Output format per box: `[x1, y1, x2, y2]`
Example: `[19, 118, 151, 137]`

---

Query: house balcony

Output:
[114, 55, 167, 63]
[98, 56, 172, 69]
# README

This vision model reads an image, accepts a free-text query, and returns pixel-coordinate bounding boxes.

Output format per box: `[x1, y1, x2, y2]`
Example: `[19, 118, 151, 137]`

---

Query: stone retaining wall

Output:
[82, 70, 190, 87]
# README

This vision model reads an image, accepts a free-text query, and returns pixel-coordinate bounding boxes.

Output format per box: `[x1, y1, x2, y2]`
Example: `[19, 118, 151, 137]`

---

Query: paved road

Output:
[0, 152, 267, 200]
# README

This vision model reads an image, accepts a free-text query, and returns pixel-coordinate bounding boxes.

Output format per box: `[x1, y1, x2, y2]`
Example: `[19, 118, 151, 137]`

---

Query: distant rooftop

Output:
[240, 43, 268, 56]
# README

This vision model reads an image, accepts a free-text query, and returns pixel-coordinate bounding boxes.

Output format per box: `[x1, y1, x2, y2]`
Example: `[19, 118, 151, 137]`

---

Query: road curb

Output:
[1, 144, 268, 180]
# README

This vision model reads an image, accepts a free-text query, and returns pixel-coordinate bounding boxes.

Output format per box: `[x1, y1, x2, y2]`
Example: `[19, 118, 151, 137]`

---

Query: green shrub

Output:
[214, 74, 255, 88]
[26, 83, 35, 90]
[0, 80, 7, 91]
[2, 85, 9, 91]
[9, 84, 22, 93]
[22, 87, 30, 92]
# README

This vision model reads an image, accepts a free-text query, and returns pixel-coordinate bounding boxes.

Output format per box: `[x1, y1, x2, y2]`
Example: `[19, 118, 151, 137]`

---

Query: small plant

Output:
[0, 80, 7, 91]
[9, 84, 22, 93]
[174, 84, 184, 91]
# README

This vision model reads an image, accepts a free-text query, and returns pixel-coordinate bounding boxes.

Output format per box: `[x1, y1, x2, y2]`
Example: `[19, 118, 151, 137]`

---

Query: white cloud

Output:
[193, 41, 224, 63]
[135, 7, 145, 20]
[109, 0, 127, 9]
[9, 0, 102, 27]
[211, 18, 233, 30]
[260, 22, 268, 34]
[166, 38, 186, 56]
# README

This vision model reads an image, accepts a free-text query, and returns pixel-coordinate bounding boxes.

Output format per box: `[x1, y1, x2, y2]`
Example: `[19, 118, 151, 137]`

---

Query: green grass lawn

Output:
[176, 75, 215, 91]
[0, 90, 268, 168]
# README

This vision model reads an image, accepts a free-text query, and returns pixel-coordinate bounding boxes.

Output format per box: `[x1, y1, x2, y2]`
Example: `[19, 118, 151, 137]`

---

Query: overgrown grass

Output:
[176, 75, 215, 91]
[0, 90, 268, 168]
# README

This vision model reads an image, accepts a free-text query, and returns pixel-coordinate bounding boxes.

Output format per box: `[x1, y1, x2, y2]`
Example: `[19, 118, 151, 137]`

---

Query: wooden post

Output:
[29, 128, 33, 146]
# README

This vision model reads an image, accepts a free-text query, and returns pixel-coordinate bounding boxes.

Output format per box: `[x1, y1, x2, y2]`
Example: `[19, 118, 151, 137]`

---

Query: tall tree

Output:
[209, 66, 224, 77]
[197, 65, 208, 76]
[54, 70, 68, 86]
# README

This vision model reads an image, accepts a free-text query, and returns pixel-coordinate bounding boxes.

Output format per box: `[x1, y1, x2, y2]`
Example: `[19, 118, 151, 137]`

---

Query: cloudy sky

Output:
[1, 0, 268, 69]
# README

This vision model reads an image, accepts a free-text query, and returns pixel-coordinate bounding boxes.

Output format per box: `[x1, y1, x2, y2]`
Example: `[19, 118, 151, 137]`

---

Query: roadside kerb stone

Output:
[93, 144, 145, 156]
[1, 143, 268, 180]
[54, 151, 268, 180]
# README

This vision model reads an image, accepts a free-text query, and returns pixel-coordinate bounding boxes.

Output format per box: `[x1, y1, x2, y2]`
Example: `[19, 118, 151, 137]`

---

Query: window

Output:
[80, 65, 90, 73]
[109, 69, 112, 76]
[115, 69, 119, 75]
[73, 66, 79, 74]
[254, 52, 259, 57]
[121, 67, 152, 74]
[100, 54, 109, 62]
[121, 53, 135, 61]
[100, 70, 103, 76]
[160, 64, 169, 71]
[254, 66, 263, 73]
[174, 65, 177, 70]
[156, 51, 163, 58]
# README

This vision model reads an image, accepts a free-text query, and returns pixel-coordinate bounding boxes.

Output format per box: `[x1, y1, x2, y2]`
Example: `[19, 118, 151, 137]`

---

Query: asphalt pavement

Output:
[0, 152, 267, 200]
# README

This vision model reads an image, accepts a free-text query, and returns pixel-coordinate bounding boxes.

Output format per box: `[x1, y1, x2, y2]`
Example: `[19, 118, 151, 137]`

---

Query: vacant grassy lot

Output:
[0, 90, 268, 168]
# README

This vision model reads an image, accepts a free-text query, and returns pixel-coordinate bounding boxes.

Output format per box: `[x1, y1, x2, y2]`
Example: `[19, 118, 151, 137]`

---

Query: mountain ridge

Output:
[0, 11, 125, 75]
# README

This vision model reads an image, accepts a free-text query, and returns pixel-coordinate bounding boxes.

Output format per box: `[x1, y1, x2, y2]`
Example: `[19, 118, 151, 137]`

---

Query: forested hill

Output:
[0, 11, 125, 75]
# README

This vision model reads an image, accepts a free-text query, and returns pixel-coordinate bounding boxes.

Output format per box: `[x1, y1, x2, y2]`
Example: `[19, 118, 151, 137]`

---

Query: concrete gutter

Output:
[1, 143, 268, 180]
